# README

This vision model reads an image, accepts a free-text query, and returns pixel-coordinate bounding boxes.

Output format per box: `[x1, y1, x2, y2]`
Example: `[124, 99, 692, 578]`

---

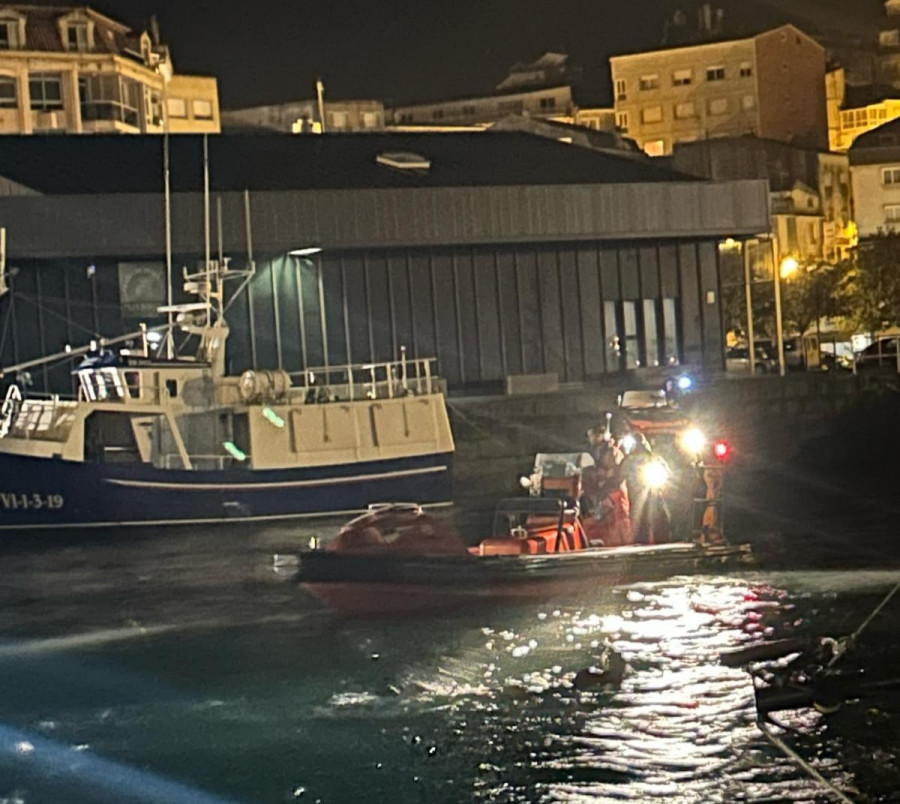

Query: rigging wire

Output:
[754, 578, 900, 804]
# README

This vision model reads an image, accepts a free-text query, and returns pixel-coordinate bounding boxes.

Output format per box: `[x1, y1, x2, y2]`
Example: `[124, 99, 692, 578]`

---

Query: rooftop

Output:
[0, 132, 691, 195]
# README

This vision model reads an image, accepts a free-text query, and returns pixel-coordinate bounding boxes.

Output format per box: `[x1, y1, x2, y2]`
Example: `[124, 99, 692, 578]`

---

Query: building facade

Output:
[0, 4, 219, 135]
[848, 117, 900, 237]
[671, 136, 854, 264]
[610, 24, 827, 156]
[222, 100, 385, 133]
[827, 69, 900, 152]
[0, 134, 769, 393]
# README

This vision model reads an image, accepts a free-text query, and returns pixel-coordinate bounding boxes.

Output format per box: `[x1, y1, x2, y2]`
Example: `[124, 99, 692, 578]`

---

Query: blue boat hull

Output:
[0, 452, 454, 530]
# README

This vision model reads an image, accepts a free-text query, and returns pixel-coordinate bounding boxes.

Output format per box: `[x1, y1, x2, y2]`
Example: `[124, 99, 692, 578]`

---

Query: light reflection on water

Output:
[0, 527, 897, 803]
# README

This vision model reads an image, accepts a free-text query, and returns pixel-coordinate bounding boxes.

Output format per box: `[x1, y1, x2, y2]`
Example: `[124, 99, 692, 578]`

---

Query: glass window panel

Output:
[604, 301, 622, 372]
[0, 76, 16, 108]
[623, 301, 640, 369]
[663, 298, 679, 366]
[643, 300, 660, 368]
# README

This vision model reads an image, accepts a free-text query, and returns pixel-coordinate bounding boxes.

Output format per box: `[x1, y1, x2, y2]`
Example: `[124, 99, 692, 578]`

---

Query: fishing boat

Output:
[0, 252, 454, 531]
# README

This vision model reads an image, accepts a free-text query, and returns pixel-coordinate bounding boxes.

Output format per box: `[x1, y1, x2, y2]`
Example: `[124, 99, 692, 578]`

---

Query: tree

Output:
[780, 260, 850, 337]
[841, 233, 900, 333]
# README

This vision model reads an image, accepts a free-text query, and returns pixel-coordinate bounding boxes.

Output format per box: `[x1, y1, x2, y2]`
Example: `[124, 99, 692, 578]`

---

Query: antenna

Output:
[203, 133, 212, 317]
[316, 79, 327, 133]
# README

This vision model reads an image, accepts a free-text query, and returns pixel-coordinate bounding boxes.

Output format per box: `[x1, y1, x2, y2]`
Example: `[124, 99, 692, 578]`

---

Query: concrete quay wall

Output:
[448, 372, 900, 505]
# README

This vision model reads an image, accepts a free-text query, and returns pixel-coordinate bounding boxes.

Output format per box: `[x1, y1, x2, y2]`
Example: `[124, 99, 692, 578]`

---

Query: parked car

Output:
[854, 338, 899, 369]
[725, 344, 779, 374]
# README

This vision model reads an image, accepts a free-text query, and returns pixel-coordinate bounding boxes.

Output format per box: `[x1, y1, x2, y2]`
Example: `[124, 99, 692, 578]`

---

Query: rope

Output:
[758, 715, 855, 804]
[827, 579, 900, 669]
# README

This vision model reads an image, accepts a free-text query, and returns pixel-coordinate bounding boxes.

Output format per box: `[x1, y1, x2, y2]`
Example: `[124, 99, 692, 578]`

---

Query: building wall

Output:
[0, 239, 728, 394]
[391, 86, 574, 126]
[165, 75, 221, 134]
[754, 27, 828, 150]
[611, 38, 760, 156]
[850, 160, 900, 236]
[222, 100, 385, 133]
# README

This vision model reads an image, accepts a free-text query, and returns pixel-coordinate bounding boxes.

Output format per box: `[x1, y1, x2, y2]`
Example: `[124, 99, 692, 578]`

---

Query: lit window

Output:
[167, 97, 187, 118]
[0, 19, 20, 49]
[328, 110, 348, 128]
[615, 111, 629, 132]
[66, 21, 89, 52]
[706, 66, 726, 81]
[362, 111, 379, 128]
[881, 30, 900, 48]
[885, 204, 900, 222]
[644, 139, 665, 157]
[708, 97, 729, 115]
[639, 74, 660, 91]
[0, 76, 16, 108]
[742, 94, 756, 110]
[840, 110, 854, 128]
[29, 73, 63, 111]
[672, 69, 692, 86]
[739, 62, 753, 78]
[641, 105, 663, 124]
[615, 78, 627, 99]
[855, 109, 868, 126]
[192, 99, 213, 120]
[674, 101, 695, 119]
[882, 166, 900, 185]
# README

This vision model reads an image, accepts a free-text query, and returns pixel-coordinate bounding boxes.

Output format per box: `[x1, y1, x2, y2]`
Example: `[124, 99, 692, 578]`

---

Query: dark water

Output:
[0, 522, 898, 804]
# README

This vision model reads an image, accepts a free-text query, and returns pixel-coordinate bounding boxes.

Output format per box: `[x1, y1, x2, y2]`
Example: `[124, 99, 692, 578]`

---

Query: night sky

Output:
[41, 0, 882, 108]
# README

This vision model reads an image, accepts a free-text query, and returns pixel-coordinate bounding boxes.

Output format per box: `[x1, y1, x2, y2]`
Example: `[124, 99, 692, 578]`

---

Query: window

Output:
[0, 19, 20, 49]
[662, 298, 680, 366]
[79, 75, 140, 126]
[882, 167, 900, 185]
[641, 105, 663, 124]
[854, 108, 868, 127]
[706, 66, 726, 81]
[623, 301, 640, 369]
[672, 68, 692, 86]
[539, 96, 556, 110]
[615, 111, 629, 131]
[643, 300, 660, 368]
[742, 94, 756, 110]
[881, 30, 900, 47]
[461, 105, 476, 115]
[644, 139, 665, 157]
[739, 62, 753, 78]
[29, 73, 62, 111]
[361, 111, 379, 129]
[708, 97, 729, 115]
[840, 110, 854, 128]
[674, 101, 696, 119]
[0, 76, 16, 109]
[66, 21, 89, 52]
[328, 110, 348, 128]
[885, 204, 900, 222]
[615, 78, 627, 100]
[432, 109, 444, 120]
[167, 97, 187, 118]
[639, 74, 659, 91]
[192, 99, 213, 120]
[604, 301, 622, 372]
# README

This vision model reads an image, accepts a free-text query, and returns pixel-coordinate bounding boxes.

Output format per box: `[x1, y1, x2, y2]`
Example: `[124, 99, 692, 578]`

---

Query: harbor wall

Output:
[449, 371, 900, 508]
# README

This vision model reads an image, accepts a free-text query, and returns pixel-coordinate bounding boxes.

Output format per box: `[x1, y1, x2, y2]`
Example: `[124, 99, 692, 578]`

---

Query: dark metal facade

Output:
[3, 238, 724, 392]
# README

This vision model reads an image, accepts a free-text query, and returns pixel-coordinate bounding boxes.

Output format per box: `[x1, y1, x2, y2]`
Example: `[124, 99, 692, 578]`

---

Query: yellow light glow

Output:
[680, 427, 706, 455]
[641, 460, 669, 490]
[780, 256, 799, 279]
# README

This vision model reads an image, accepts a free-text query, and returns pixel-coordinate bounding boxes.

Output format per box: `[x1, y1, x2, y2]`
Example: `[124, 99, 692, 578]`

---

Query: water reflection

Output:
[0, 527, 897, 803]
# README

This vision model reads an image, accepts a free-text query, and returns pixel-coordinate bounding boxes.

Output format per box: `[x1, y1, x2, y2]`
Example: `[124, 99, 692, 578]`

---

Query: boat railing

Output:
[2, 389, 78, 440]
[290, 353, 438, 403]
[158, 453, 243, 471]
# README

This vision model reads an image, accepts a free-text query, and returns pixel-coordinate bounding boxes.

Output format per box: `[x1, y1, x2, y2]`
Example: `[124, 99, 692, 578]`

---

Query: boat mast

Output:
[163, 120, 173, 359]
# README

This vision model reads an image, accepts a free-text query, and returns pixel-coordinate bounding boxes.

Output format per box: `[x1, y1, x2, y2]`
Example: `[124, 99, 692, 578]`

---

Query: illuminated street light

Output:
[780, 256, 799, 279]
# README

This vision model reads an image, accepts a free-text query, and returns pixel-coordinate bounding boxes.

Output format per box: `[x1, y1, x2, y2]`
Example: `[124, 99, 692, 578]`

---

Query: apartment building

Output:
[848, 117, 900, 236]
[0, 5, 219, 135]
[672, 136, 854, 264]
[610, 24, 827, 156]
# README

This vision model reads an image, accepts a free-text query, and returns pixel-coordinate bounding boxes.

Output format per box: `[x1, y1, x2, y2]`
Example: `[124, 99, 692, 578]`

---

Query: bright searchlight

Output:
[680, 427, 706, 455]
[641, 460, 669, 490]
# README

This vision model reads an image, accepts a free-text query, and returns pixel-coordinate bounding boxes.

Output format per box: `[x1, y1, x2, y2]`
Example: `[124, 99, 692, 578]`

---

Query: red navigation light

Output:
[713, 440, 730, 460]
